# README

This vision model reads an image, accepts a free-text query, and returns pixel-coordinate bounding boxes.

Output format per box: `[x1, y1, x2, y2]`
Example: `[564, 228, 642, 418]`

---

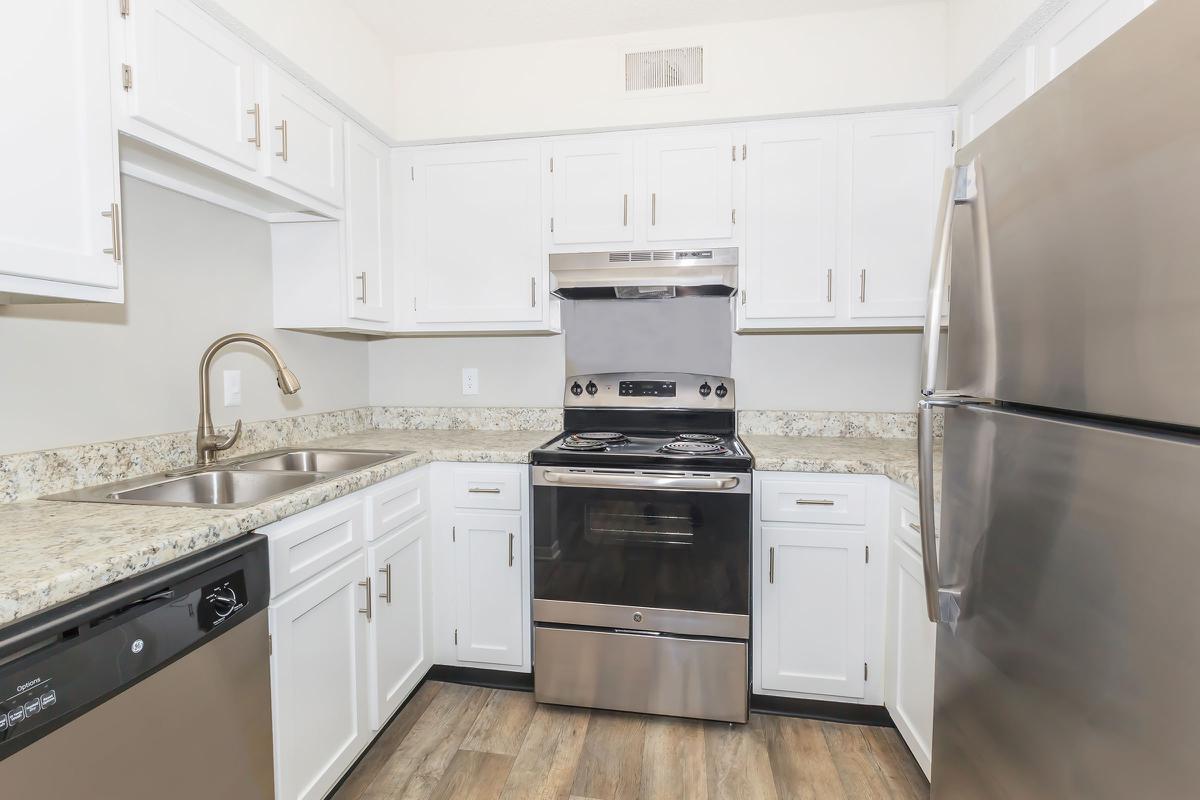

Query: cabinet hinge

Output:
[951, 130, 957, 148]
[864, 662, 869, 681]
[121, 64, 133, 91]
[454, 629, 459, 645]
[412, 296, 417, 311]
[740, 289, 747, 306]
[865, 545, 870, 563]
[549, 157, 554, 173]
[550, 217, 554, 233]
[268, 634, 272, 656]
[742, 143, 747, 160]
[451, 525, 456, 542]
[731, 145, 736, 162]
[410, 166, 414, 182]
[731, 208, 737, 225]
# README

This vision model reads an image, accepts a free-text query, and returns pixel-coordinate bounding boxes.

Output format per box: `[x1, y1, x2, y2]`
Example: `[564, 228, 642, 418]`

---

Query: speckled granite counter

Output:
[0, 428, 559, 629]
[743, 434, 941, 495]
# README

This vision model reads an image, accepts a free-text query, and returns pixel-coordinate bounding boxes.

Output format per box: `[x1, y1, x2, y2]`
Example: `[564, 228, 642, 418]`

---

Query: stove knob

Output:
[210, 586, 239, 618]
[585, 381, 598, 396]
[570, 381, 583, 397]
[714, 383, 728, 399]
[698, 382, 712, 397]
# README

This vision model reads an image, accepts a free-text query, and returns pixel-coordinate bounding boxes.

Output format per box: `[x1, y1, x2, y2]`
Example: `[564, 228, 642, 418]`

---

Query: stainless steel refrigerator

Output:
[917, 1, 1200, 797]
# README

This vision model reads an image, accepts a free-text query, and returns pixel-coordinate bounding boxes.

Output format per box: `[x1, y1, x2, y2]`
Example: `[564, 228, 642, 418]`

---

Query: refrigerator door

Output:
[932, 403, 1200, 799]
[945, 0, 1200, 428]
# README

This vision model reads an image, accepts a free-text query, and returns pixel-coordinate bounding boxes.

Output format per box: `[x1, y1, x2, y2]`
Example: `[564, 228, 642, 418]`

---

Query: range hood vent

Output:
[551, 248, 738, 300]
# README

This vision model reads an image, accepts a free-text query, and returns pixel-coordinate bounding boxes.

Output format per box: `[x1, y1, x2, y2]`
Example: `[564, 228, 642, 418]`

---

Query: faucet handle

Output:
[211, 419, 243, 453]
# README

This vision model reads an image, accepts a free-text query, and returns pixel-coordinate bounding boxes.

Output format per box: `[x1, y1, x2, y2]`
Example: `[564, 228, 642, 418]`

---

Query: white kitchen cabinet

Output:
[408, 141, 548, 327]
[961, 47, 1036, 145]
[344, 121, 392, 323]
[1035, 0, 1153, 86]
[1, 1, 123, 303]
[270, 551, 371, 800]
[645, 130, 735, 242]
[846, 110, 955, 321]
[551, 136, 636, 245]
[451, 511, 525, 666]
[121, 0, 258, 170]
[740, 119, 839, 326]
[759, 525, 867, 698]
[261, 65, 344, 207]
[367, 512, 432, 730]
[885, 534, 937, 778]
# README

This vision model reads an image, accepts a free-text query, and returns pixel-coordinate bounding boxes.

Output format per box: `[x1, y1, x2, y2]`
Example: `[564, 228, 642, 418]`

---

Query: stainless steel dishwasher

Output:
[0, 534, 273, 798]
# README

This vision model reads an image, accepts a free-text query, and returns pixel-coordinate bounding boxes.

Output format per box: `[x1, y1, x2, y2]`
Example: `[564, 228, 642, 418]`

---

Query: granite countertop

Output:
[0, 428, 559, 629]
[743, 434, 940, 496]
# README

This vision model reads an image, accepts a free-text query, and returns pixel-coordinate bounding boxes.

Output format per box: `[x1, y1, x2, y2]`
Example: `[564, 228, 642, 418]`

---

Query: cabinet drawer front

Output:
[894, 490, 923, 553]
[452, 468, 523, 510]
[760, 478, 866, 525]
[367, 471, 430, 541]
[266, 497, 366, 597]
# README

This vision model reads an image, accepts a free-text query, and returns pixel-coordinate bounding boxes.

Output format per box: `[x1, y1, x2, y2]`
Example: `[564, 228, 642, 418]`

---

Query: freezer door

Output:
[932, 404, 1200, 799]
[944, 0, 1200, 428]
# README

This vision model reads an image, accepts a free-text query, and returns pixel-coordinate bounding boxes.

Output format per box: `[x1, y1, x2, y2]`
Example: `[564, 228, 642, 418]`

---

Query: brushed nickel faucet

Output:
[196, 333, 301, 466]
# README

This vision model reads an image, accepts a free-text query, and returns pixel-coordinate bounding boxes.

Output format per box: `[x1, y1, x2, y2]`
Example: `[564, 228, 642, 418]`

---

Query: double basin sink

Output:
[45, 448, 414, 509]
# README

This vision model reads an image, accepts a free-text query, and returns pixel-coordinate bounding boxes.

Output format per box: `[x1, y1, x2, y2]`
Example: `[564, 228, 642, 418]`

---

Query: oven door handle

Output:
[539, 470, 742, 492]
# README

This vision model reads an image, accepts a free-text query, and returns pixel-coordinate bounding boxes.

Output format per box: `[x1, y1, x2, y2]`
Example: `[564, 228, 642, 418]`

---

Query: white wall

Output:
[946, 0, 1054, 92]
[0, 179, 369, 454]
[199, 0, 395, 135]
[390, 2, 949, 142]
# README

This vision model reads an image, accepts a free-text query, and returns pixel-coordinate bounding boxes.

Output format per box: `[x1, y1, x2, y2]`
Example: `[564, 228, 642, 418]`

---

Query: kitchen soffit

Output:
[348, 0, 929, 55]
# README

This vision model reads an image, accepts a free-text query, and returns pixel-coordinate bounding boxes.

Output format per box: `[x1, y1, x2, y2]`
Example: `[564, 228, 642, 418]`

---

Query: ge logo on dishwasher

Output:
[131, 639, 144, 654]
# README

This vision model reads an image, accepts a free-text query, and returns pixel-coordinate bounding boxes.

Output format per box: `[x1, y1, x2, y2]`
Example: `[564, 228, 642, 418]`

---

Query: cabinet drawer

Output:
[894, 490, 923, 553]
[264, 495, 366, 597]
[760, 477, 866, 525]
[367, 470, 430, 541]
[452, 468, 523, 511]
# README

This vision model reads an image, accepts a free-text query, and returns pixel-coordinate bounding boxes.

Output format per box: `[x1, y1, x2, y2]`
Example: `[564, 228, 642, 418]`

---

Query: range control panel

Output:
[565, 372, 735, 410]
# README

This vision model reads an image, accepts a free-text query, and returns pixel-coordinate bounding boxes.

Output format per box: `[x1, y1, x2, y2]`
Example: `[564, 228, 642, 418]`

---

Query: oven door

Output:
[532, 466, 750, 639]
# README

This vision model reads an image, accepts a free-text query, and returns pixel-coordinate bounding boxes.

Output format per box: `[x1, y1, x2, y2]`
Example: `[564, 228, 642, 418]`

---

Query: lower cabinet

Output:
[270, 550, 371, 800]
[451, 511, 525, 666]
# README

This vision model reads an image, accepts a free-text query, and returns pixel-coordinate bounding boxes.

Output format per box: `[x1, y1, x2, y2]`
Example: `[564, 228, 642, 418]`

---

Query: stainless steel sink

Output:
[42, 447, 413, 509]
[234, 449, 403, 473]
[106, 470, 324, 507]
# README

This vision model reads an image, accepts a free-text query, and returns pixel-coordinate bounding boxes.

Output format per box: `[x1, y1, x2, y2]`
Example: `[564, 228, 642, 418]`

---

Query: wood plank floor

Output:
[334, 682, 929, 800]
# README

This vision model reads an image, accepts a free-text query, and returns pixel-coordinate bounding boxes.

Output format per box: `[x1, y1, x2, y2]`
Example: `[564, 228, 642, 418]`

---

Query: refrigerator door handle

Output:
[921, 162, 977, 397]
[917, 399, 943, 622]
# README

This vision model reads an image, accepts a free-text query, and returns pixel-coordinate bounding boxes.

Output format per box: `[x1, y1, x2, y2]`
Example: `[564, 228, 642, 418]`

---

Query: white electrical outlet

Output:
[223, 370, 242, 407]
[462, 367, 479, 395]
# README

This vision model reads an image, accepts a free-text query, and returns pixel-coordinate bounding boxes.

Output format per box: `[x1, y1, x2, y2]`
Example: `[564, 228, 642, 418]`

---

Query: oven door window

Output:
[534, 485, 749, 615]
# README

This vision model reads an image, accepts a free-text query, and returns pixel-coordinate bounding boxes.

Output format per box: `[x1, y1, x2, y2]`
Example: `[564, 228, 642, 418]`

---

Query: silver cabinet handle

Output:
[623, 194, 629, 226]
[468, 487, 501, 494]
[356, 271, 367, 303]
[908, 522, 921, 533]
[378, 564, 392, 604]
[247, 103, 261, 149]
[531, 276, 536, 308]
[100, 203, 122, 263]
[358, 577, 373, 621]
[795, 498, 835, 506]
[275, 119, 288, 162]
[508, 533, 515, 567]
[651, 193, 656, 225]
[859, 269, 867, 303]
[769, 547, 775, 584]
[826, 268, 832, 303]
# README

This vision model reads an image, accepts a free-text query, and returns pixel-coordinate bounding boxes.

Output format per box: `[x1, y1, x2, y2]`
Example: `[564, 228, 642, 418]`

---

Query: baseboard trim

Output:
[751, 693, 894, 727]
[426, 664, 535, 692]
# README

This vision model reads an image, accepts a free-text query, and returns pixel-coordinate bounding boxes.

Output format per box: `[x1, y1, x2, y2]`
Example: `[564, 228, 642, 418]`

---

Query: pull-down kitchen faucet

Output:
[195, 333, 300, 466]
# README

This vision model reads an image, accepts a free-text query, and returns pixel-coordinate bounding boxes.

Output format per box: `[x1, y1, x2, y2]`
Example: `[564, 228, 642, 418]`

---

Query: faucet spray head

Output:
[276, 366, 301, 395]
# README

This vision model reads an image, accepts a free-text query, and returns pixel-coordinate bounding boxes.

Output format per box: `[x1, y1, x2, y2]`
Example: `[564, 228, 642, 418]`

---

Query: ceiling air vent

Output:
[625, 46, 704, 93]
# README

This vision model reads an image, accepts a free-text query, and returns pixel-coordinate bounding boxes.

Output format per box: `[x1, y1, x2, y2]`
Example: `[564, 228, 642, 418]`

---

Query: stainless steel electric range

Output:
[531, 372, 752, 723]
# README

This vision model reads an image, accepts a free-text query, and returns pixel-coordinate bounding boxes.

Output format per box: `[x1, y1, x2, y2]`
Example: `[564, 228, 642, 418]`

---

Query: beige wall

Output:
[0, 179, 369, 455]
[390, 2, 949, 142]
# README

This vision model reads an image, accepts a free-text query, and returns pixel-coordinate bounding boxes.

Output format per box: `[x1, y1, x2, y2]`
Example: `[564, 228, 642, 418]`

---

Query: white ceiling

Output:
[349, 0, 931, 55]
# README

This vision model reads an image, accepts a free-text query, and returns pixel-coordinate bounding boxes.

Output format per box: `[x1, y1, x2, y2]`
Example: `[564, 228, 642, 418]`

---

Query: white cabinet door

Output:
[961, 47, 1035, 145]
[367, 514, 432, 730]
[846, 112, 954, 320]
[0, 1, 122, 300]
[344, 121, 392, 323]
[645, 131, 734, 242]
[270, 552, 370, 800]
[123, 0, 257, 169]
[412, 142, 544, 324]
[760, 526, 866, 698]
[551, 136, 635, 244]
[741, 120, 838, 324]
[885, 538, 937, 779]
[262, 65, 344, 207]
[452, 512, 524, 666]
[1036, 0, 1152, 86]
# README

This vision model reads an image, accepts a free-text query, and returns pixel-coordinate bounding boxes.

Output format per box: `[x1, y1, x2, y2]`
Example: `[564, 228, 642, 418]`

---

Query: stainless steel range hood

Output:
[549, 248, 738, 300]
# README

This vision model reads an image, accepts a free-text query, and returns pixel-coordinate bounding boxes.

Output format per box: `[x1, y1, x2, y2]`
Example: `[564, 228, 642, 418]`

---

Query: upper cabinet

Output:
[344, 121, 393, 324]
[1, 1, 123, 303]
[260, 65, 345, 207]
[1035, 0, 1153, 85]
[960, 47, 1035, 145]
[121, 0, 258, 171]
[400, 141, 556, 333]
[846, 111, 955, 321]
[645, 131, 736, 242]
[550, 136, 635, 245]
